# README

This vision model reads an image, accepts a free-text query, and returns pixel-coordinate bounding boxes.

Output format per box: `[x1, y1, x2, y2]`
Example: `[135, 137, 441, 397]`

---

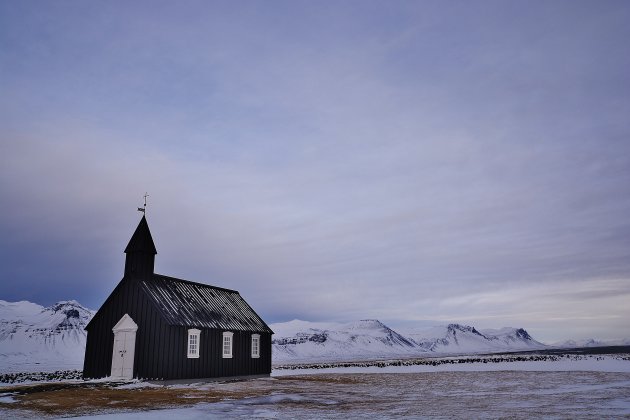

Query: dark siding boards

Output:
[136, 327, 272, 379]
[83, 279, 164, 379]
[83, 278, 272, 380]
[174, 329, 271, 380]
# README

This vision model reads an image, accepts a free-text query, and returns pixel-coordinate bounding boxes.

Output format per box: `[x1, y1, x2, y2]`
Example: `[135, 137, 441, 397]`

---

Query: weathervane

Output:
[137, 192, 149, 214]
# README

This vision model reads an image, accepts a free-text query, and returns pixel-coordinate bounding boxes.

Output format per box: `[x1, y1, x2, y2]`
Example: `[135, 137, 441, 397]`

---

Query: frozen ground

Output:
[273, 353, 630, 375]
[0, 355, 628, 419]
[33, 372, 630, 419]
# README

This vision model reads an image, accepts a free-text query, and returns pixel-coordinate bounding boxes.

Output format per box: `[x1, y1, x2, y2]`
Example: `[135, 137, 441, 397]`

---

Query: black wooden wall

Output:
[173, 329, 272, 380]
[83, 278, 272, 380]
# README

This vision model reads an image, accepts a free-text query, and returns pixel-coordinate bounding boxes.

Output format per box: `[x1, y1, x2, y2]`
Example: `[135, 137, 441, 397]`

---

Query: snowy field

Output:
[30, 372, 630, 418]
[273, 353, 630, 375]
[1, 355, 629, 418]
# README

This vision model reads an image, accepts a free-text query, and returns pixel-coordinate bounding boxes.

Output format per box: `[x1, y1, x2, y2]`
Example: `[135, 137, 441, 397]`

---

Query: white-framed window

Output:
[222, 331, 233, 358]
[187, 329, 200, 358]
[251, 334, 260, 358]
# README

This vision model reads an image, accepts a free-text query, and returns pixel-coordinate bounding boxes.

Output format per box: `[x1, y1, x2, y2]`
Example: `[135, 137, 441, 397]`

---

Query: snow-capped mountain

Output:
[272, 319, 419, 363]
[552, 338, 630, 348]
[2, 299, 624, 372]
[0, 300, 94, 373]
[271, 320, 546, 363]
[406, 324, 546, 353]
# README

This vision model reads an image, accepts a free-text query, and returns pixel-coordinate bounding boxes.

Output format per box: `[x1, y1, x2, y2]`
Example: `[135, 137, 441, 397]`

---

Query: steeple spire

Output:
[124, 216, 157, 280]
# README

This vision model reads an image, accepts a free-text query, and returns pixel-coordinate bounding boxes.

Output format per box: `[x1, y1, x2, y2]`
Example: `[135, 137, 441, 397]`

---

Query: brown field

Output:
[1, 371, 629, 418]
[0, 380, 259, 417]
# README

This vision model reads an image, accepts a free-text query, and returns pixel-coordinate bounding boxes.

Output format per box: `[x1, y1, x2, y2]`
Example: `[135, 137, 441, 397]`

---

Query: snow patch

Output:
[0, 395, 16, 403]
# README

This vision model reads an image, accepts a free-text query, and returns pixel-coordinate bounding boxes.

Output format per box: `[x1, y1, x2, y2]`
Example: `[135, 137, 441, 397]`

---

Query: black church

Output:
[83, 216, 273, 381]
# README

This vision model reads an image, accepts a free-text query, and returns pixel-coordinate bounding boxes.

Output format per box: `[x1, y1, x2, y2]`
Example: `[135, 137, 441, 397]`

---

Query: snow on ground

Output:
[272, 354, 630, 376]
[1, 356, 629, 419]
[65, 402, 286, 420]
[47, 370, 630, 419]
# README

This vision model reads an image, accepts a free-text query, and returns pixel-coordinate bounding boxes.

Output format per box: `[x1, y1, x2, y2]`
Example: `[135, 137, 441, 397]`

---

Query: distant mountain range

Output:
[552, 338, 630, 348]
[1, 300, 628, 373]
[270, 319, 546, 363]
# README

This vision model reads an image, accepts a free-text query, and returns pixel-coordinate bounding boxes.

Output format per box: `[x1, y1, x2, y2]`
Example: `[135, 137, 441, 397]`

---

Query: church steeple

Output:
[124, 216, 157, 280]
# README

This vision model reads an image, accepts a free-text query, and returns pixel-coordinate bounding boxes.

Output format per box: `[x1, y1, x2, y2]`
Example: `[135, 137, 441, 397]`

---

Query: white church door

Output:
[111, 314, 138, 380]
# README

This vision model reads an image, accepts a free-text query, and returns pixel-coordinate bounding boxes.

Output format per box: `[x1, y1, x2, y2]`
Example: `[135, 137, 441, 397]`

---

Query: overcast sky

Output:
[1, 1, 629, 342]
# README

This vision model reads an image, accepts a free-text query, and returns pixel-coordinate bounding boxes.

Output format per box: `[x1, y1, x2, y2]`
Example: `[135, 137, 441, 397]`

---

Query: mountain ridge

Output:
[1, 300, 627, 373]
[271, 319, 548, 363]
[0, 299, 94, 373]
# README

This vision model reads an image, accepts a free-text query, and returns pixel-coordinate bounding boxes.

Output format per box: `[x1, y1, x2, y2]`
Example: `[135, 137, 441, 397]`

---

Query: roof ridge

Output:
[152, 273, 239, 294]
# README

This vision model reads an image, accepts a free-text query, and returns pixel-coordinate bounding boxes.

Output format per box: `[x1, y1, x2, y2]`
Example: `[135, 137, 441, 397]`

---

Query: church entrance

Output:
[111, 314, 138, 379]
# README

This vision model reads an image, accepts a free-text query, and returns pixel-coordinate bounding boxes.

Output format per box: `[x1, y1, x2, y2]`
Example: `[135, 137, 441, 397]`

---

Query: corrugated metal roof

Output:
[140, 274, 272, 333]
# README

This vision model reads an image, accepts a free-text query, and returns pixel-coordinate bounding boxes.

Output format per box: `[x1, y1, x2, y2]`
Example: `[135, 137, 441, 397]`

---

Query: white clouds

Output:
[1, 1, 630, 341]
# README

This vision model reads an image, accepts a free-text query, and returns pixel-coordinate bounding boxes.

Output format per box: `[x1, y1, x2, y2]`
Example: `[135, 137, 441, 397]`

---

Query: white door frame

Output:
[111, 314, 138, 380]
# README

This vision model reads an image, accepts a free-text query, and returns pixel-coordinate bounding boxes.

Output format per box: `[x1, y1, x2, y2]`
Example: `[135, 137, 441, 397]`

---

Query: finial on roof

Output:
[137, 192, 149, 215]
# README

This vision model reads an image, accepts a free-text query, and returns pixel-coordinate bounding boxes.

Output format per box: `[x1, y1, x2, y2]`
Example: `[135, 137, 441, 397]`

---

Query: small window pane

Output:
[187, 329, 200, 358]
[223, 332, 233, 358]
[251, 334, 260, 358]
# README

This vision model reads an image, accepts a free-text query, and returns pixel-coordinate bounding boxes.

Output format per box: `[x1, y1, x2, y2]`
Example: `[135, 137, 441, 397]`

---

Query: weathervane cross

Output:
[137, 192, 149, 214]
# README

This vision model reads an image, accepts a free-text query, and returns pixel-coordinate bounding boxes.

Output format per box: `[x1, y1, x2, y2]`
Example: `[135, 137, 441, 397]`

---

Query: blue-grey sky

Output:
[1, 0, 629, 342]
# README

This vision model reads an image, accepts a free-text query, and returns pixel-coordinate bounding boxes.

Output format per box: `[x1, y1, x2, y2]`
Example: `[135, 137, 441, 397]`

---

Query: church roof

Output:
[139, 274, 273, 333]
[124, 216, 157, 254]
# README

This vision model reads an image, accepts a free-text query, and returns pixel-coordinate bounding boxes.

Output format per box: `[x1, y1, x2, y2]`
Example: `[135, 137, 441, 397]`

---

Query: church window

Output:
[251, 334, 260, 358]
[187, 329, 200, 358]
[223, 331, 233, 358]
